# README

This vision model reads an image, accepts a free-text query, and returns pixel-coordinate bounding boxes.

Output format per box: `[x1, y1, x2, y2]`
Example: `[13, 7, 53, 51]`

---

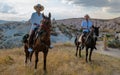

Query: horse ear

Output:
[49, 12, 51, 19]
[42, 13, 45, 18]
[98, 26, 100, 29]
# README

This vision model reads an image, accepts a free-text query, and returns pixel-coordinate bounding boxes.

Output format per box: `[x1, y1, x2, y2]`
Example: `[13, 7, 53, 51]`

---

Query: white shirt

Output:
[29, 12, 43, 31]
[81, 20, 92, 32]
[30, 12, 43, 25]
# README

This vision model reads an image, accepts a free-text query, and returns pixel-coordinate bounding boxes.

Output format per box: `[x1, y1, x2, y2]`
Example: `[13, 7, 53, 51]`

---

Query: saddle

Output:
[81, 32, 97, 50]
[78, 32, 88, 43]
[32, 27, 45, 44]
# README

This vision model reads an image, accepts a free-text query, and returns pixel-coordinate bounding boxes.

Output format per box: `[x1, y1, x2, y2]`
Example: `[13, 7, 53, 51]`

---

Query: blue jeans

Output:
[82, 31, 89, 37]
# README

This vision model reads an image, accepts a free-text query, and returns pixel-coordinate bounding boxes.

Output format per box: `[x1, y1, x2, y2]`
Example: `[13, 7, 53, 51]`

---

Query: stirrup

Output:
[81, 45, 84, 49]
[80, 44, 84, 50]
[49, 45, 53, 49]
[28, 48, 33, 52]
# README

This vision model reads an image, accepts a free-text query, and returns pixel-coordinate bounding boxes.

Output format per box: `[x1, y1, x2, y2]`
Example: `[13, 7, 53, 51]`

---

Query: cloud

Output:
[61, 0, 120, 13]
[0, 2, 17, 14]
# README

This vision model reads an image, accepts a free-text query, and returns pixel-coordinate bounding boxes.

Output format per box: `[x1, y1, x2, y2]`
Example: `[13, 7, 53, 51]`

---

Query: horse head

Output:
[39, 13, 51, 41]
[41, 13, 51, 28]
[92, 26, 100, 36]
[92, 26, 100, 41]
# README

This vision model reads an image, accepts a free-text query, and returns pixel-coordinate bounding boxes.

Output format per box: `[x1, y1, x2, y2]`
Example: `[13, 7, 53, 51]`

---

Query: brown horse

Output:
[75, 26, 99, 62]
[32, 13, 51, 72]
[23, 13, 51, 72]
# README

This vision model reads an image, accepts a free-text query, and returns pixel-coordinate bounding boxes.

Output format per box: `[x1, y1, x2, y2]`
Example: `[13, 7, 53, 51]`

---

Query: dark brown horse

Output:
[75, 26, 99, 62]
[32, 13, 51, 72]
[23, 13, 51, 72]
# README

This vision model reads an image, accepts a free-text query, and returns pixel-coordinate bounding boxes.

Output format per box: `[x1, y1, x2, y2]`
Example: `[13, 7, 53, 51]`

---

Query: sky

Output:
[0, 0, 120, 21]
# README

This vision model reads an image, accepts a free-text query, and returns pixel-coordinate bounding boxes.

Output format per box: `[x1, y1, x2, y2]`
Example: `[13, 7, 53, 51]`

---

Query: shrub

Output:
[107, 39, 120, 49]
[0, 56, 14, 65]
[63, 42, 73, 47]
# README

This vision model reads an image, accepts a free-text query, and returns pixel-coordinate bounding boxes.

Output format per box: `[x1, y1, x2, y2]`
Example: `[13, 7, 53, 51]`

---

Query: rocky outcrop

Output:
[0, 21, 31, 49]
[56, 17, 120, 32]
[0, 17, 120, 49]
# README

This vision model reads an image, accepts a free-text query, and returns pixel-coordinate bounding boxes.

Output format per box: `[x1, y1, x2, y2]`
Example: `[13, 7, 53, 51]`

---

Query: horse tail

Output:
[74, 35, 78, 45]
[22, 34, 29, 43]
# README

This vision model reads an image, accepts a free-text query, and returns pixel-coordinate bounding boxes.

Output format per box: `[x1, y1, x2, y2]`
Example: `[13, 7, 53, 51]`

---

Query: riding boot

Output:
[49, 41, 53, 49]
[28, 31, 35, 52]
[81, 35, 85, 49]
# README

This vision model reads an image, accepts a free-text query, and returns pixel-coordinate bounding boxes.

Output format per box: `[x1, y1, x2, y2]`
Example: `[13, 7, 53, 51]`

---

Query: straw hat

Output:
[84, 14, 90, 18]
[34, 4, 44, 11]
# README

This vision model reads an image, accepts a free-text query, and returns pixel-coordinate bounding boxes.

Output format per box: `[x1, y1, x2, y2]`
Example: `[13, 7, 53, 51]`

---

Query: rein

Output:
[40, 38, 49, 48]
[85, 29, 95, 43]
[34, 24, 50, 48]
[41, 24, 50, 33]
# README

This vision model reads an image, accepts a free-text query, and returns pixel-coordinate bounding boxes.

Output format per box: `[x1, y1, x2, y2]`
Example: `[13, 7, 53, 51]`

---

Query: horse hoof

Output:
[75, 54, 77, 57]
[28, 62, 32, 67]
[34, 69, 37, 73]
[44, 70, 47, 75]
[89, 59, 92, 62]
[86, 60, 88, 63]
[24, 63, 28, 67]
[79, 56, 82, 58]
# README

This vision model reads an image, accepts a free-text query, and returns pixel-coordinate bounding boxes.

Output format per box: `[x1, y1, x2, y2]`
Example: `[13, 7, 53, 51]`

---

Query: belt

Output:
[34, 23, 40, 26]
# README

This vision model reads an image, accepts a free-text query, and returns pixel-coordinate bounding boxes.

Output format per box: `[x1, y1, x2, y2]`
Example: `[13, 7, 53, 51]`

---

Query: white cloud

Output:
[0, 0, 120, 21]
[61, 0, 120, 13]
[0, 2, 17, 14]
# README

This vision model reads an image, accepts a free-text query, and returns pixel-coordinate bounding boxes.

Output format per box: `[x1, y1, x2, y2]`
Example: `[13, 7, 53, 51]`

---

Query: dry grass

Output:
[0, 44, 120, 75]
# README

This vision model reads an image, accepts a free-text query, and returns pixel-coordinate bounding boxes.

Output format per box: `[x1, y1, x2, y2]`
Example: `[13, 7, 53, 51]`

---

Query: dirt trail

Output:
[95, 41, 120, 59]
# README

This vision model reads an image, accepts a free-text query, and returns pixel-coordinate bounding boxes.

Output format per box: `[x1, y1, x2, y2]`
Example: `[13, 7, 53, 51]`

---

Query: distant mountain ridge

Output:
[56, 17, 120, 32]
[0, 20, 9, 24]
[0, 17, 120, 49]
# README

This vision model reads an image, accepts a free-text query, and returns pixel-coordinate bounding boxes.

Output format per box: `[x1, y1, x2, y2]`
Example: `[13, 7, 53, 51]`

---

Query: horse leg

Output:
[43, 50, 48, 72]
[35, 51, 39, 70]
[85, 47, 89, 62]
[75, 46, 79, 57]
[24, 45, 29, 64]
[25, 51, 29, 64]
[89, 48, 93, 62]
[79, 45, 82, 57]
[75, 43, 79, 57]
[29, 51, 34, 62]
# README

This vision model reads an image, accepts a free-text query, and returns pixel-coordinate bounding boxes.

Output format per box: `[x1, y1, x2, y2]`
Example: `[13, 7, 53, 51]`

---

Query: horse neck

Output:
[87, 31, 94, 38]
[85, 31, 95, 45]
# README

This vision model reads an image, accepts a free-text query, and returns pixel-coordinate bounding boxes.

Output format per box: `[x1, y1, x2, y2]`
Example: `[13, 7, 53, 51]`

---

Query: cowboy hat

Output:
[84, 14, 90, 18]
[34, 4, 44, 11]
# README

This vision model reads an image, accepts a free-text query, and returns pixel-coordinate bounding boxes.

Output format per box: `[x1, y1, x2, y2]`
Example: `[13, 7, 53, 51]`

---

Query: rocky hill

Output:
[0, 17, 120, 49]
[0, 22, 31, 49]
[56, 17, 120, 32]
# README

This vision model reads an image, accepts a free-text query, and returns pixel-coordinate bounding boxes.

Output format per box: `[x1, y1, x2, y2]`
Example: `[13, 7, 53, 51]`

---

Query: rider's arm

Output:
[29, 13, 35, 25]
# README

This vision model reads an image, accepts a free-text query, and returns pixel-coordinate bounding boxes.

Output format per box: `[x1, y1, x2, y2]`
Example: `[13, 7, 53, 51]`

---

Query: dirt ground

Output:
[95, 41, 120, 59]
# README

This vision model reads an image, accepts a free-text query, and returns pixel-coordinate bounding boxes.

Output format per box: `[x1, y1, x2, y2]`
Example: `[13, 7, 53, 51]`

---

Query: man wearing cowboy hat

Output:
[79, 14, 93, 48]
[28, 4, 44, 52]
[81, 14, 92, 33]
[80, 14, 97, 49]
